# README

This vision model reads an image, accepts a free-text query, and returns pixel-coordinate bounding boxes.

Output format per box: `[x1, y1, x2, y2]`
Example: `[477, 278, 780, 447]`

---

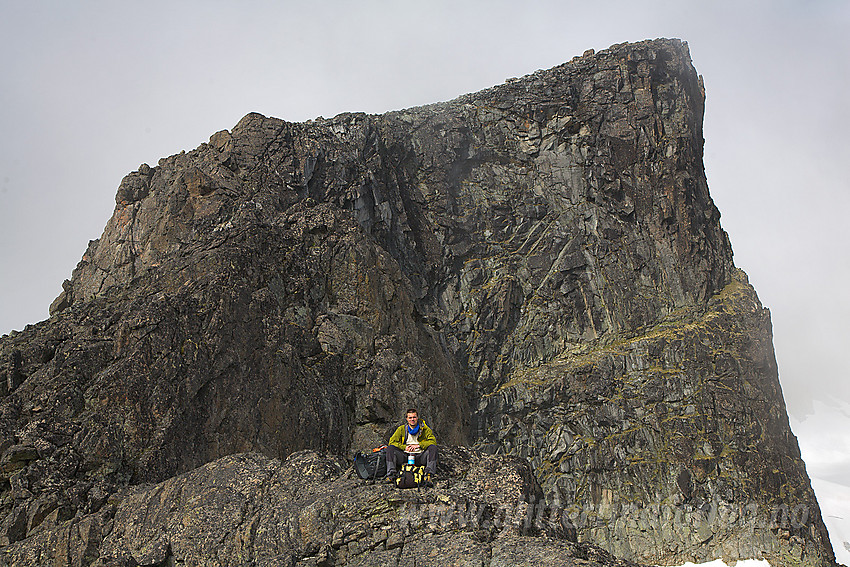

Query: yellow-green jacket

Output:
[389, 421, 436, 451]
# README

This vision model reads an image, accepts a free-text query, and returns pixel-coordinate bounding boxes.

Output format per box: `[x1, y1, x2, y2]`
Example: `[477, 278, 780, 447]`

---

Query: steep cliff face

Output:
[0, 38, 835, 565]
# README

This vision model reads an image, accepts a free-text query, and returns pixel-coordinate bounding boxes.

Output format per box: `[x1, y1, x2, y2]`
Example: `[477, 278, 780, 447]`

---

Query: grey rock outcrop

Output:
[0, 38, 836, 565]
[0, 449, 641, 567]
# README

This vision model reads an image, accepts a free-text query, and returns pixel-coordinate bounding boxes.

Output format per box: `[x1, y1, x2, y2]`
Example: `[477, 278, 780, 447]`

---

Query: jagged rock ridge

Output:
[0, 449, 644, 567]
[0, 38, 835, 565]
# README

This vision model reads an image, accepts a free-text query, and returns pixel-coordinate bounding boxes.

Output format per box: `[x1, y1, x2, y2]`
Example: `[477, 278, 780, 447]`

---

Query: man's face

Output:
[406, 412, 418, 427]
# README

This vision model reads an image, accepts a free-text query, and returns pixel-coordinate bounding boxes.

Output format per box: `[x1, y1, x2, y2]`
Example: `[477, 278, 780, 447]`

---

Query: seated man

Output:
[384, 408, 438, 485]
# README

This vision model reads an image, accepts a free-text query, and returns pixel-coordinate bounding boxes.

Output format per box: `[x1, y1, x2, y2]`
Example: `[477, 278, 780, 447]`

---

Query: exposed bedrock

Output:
[0, 39, 834, 565]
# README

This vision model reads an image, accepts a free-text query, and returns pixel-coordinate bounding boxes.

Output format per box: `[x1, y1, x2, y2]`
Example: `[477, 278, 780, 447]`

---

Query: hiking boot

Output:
[423, 473, 434, 488]
[382, 471, 397, 484]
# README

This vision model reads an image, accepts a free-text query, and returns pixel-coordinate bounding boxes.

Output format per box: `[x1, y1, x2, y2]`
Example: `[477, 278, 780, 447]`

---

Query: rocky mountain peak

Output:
[0, 38, 836, 566]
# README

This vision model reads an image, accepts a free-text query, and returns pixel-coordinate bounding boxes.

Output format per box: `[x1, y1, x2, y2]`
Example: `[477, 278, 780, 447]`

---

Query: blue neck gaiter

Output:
[407, 422, 421, 436]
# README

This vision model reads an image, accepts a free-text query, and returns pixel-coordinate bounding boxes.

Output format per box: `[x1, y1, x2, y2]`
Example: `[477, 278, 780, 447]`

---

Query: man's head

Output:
[406, 408, 418, 427]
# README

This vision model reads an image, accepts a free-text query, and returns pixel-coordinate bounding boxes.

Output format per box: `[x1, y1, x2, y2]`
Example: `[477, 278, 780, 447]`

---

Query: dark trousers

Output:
[386, 444, 438, 474]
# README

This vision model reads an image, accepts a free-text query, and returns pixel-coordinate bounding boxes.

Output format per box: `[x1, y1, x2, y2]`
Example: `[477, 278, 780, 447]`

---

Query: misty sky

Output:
[1, 0, 848, 425]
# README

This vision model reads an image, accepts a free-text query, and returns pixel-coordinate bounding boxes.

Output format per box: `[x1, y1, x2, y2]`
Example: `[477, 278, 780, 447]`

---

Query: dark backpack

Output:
[354, 446, 387, 480]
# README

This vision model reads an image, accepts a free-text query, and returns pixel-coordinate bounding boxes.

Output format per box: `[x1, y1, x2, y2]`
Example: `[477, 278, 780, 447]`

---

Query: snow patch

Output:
[792, 400, 850, 565]
[810, 477, 850, 565]
[666, 561, 771, 567]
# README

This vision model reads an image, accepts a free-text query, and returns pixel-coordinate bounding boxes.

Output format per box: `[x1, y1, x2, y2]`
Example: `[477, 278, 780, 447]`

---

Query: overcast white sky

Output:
[1, 0, 848, 473]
